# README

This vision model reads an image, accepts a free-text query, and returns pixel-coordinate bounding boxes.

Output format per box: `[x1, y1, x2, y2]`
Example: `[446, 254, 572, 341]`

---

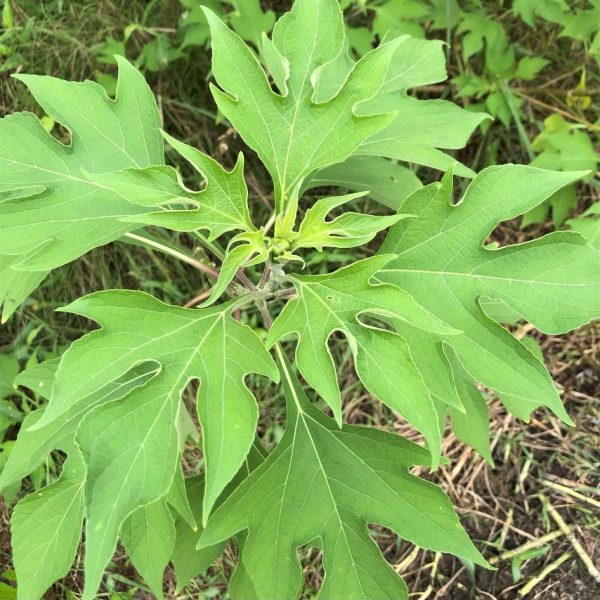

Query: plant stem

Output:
[124, 232, 219, 278]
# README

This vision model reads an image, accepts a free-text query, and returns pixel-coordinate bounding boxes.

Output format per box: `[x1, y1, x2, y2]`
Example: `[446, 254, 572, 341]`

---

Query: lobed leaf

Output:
[25, 291, 278, 598]
[0, 58, 163, 320]
[267, 255, 459, 462]
[203, 0, 403, 210]
[378, 165, 600, 424]
[199, 349, 487, 600]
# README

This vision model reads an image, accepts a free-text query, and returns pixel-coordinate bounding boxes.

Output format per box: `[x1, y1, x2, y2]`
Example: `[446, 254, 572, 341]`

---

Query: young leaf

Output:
[267, 255, 458, 461]
[11, 454, 85, 600]
[35, 291, 278, 525]
[203, 0, 403, 210]
[291, 192, 406, 251]
[198, 349, 487, 600]
[203, 230, 269, 306]
[378, 166, 600, 424]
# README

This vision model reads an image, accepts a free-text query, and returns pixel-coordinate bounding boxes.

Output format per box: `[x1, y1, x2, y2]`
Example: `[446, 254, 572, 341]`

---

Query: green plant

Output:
[1, 1, 599, 599]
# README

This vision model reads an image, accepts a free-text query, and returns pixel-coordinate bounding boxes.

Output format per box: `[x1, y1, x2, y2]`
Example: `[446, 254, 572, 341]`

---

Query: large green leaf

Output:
[267, 255, 458, 462]
[37, 291, 277, 508]
[0, 58, 164, 319]
[0, 59, 247, 320]
[26, 291, 277, 598]
[203, 0, 403, 210]
[378, 166, 600, 424]
[312, 33, 487, 178]
[0, 361, 157, 491]
[198, 348, 487, 600]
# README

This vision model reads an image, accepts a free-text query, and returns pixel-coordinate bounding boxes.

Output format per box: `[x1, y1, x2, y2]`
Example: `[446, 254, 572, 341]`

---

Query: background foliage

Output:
[0, 1, 599, 599]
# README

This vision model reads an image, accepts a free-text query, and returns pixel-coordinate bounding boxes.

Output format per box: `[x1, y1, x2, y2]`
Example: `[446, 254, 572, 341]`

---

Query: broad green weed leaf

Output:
[0, 58, 163, 318]
[199, 349, 487, 600]
[0, 361, 157, 491]
[12, 454, 85, 600]
[305, 156, 423, 210]
[121, 500, 176, 600]
[0, 58, 162, 268]
[203, 0, 402, 210]
[355, 96, 489, 176]
[36, 291, 278, 525]
[345, 35, 488, 177]
[88, 131, 255, 239]
[267, 255, 459, 461]
[378, 166, 600, 425]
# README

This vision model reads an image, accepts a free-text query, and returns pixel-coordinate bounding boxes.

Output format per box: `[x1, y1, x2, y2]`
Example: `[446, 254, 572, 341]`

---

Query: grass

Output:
[1, 1, 599, 598]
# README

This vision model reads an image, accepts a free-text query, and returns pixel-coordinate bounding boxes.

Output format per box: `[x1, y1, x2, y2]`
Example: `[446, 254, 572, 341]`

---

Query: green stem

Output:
[123, 232, 219, 278]
[191, 231, 226, 262]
